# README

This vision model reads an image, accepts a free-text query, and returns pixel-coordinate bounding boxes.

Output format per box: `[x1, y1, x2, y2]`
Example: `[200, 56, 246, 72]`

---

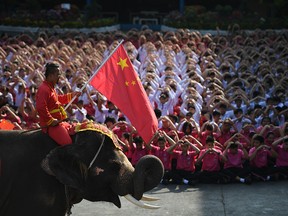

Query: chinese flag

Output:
[90, 44, 158, 143]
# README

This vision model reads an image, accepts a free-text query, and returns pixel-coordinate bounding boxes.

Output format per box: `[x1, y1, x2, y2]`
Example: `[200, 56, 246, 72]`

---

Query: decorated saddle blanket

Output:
[73, 121, 119, 148]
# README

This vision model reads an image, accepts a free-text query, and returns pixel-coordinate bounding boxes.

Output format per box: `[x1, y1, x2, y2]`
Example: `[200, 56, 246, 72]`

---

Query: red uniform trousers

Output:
[44, 122, 73, 146]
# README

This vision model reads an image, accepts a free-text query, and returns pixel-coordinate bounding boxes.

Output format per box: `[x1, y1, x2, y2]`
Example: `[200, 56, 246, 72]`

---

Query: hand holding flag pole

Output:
[64, 40, 124, 111]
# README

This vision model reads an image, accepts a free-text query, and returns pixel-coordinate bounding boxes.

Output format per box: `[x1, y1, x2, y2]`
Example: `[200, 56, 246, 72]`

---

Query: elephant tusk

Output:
[141, 195, 160, 201]
[124, 194, 161, 209]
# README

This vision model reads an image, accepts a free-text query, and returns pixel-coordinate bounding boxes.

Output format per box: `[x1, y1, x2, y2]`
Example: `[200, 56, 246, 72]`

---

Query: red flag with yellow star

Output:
[89, 44, 158, 143]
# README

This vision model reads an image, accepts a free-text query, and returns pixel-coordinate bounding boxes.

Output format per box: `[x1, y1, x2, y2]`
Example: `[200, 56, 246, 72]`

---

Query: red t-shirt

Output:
[199, 149, 222, 171]
[131, 145, 149, 166]
[224, 149, 245, 169]
[249, 147, 272, 168]
[112, 126, 131, 139]
[200, 131, 217, 145]
[274, 144, 288, 167]
[173, 150, 197, 172]
[217, 130, 234, 146]
[151, 146, 172, 170]
[21, 112, 37, 128]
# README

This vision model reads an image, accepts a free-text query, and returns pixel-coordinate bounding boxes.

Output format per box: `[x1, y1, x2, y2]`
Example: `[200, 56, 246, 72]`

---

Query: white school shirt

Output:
[74, 107, 88, 123]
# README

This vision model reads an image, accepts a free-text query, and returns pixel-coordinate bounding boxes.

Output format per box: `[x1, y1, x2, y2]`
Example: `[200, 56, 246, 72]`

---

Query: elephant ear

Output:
[42, 144, 88, 191]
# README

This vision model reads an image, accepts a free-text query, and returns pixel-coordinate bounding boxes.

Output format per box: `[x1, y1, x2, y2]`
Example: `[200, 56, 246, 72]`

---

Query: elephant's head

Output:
[42, 123, 164, 209]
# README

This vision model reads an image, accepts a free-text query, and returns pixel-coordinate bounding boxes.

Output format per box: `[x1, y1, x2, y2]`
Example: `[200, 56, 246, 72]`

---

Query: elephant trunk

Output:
[132, 155, 164, 200]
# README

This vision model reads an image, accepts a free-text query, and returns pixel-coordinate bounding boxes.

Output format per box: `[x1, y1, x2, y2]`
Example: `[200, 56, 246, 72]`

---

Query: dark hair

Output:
[212, 110, 221, 116]
[265, 131, 275, 138]
[45, 62, 59, 78]
[154, 108, 162, 118]
[182, 121, 193, 134]
[118, 116, 126, 122]
[77, 99, 84, 104]
[206, 123, 213, 131]
[104, 116, 116, 124]
[134, 136, 143, 144]
[122, 132, 130, 140]
[254, 104, 262, 109]
[168, 114, 178, 123]
[249, 131, 256, 139]
[234, 108, 243, 115]
[252, 91, 261, 98]
[261, 116, 271, 124]
[229, 142, 238, 149]
[158, 136, 166, 142]
[219, 103, 227, 109]
[206, 135, 215, 144]
[186, 112, 193, 117]
[86, 115, 95, 121]
[253, 134, 264, 143]
[160, 92, 168, 99]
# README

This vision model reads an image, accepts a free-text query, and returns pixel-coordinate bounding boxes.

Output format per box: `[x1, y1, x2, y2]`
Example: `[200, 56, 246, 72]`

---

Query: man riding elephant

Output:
[0, 59, 165, 216]
[36, 62, 81, 145]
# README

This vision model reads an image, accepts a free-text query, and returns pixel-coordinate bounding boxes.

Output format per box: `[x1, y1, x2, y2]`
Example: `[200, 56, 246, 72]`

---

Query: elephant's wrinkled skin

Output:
[0, 128, 164, 216]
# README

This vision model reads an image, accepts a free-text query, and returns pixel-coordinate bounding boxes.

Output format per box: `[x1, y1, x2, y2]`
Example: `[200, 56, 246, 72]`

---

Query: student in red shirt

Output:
[223, 132, 250, 152]
[217, 118, 237, 147]
[198, 122, 219, 146]
[18, 97, 38, 128]
[146, 130, 175, 184]
[111, 117, 133, 140]
[239, 123, 256, 150]
[167, 138, 200, 185]
[248, 134, 277, 181]
[196, 136, 228, 184]
[129, 135, 149, 167]
[222, 141, 251, 184]
[272, 136, 288, 179]
[120, 132, 132, 161]
[177, 120, 199, 139]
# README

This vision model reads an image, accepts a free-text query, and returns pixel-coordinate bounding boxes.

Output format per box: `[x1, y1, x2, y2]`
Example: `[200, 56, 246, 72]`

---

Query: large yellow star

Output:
[117, 57, 129, 70]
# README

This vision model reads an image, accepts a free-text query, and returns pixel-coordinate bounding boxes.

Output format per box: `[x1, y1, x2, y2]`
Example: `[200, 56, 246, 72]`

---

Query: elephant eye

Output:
[109, 160, 122, 173]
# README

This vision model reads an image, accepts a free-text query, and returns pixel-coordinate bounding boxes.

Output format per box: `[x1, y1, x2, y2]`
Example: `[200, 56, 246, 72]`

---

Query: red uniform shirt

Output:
[36, 81, 72, 127]
[249, 147, 272, 168]
[199, 149, 222, 171]
[150, 146, 172, 170]
[131, 145, 149, 166]
[274, 144, 288, 167]
[224, 149, 245, 169]
[173, 150, 198, 172]
[217, 130, 234, 146]
[112, 126, 131, 139]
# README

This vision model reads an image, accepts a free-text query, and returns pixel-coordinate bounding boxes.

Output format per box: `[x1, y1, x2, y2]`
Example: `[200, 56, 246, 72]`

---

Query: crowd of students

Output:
[0, 25, 288, 185]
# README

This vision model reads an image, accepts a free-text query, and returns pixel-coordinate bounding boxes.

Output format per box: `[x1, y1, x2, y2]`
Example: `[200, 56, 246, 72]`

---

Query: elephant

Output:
[0, 122, 164, 216]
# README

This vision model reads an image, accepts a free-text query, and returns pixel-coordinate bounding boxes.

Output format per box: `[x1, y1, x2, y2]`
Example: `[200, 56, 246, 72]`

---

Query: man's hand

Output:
[72, 91, 81, 98]
[50, 119, 59, 127]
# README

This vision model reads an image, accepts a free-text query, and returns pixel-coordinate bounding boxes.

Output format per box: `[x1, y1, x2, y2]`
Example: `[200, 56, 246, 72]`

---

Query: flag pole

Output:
[65, 39, 124, 110]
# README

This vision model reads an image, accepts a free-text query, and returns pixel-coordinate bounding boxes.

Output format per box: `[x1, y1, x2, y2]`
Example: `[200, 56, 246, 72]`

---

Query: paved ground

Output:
[72, 180, 288, 216]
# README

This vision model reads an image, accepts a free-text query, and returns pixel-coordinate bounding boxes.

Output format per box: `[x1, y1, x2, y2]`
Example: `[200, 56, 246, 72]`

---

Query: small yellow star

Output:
[125, 81, 129, 86]
[117, 58, 129, 70]
[131, 80, 136, 85]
